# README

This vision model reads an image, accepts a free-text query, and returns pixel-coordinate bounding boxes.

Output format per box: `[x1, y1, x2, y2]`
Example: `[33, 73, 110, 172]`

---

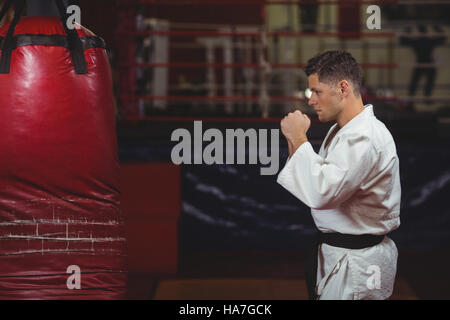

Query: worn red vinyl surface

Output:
[0, 17, 127, 299]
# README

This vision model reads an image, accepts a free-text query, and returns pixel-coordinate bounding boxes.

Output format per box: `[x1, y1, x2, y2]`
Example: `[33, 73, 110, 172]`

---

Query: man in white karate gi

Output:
[277, 50, 401, 300]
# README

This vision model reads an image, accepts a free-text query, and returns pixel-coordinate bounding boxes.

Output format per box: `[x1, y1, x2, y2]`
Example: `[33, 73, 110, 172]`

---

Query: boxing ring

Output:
[115, 0, 450, 119]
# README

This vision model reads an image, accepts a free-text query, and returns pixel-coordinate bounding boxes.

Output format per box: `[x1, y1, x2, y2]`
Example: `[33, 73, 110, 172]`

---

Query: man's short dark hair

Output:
[305, 50, 362, 96]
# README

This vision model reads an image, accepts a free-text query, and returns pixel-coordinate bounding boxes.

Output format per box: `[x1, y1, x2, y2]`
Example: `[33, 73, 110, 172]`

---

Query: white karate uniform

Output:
[277, 104, 401, 300]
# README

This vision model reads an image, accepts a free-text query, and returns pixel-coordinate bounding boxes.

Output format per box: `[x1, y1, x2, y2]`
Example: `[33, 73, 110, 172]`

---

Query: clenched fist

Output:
[280, 110, 310, 157]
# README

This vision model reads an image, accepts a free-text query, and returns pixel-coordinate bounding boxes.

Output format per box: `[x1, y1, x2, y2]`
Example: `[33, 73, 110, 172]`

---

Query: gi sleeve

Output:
[277, 134, 376, 210]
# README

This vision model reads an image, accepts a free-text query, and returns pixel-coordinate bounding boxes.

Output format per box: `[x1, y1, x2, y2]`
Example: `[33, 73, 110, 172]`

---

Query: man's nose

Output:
[308, 97, 317, 106]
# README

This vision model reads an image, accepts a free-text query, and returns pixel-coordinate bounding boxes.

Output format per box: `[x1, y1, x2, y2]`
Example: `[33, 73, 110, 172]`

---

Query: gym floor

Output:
[126, 248, 450, 300]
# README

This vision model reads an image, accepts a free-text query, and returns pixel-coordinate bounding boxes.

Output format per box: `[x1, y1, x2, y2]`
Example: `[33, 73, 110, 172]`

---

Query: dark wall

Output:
[79, 0, 117, 46]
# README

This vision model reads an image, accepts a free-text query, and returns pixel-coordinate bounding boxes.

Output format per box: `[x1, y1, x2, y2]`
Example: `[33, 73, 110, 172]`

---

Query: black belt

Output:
[305, 231, 385, 300]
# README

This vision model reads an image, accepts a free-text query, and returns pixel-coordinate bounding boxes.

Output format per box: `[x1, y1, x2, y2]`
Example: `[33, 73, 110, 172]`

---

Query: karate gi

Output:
[277, 104, 401, 300]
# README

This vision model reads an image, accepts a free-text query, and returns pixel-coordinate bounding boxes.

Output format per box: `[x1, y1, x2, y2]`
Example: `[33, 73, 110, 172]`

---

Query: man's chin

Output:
[317, 114, 330, 123]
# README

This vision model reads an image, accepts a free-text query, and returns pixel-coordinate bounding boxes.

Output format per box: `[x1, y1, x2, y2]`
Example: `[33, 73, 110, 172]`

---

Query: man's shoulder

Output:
[341, 116, 396, 153]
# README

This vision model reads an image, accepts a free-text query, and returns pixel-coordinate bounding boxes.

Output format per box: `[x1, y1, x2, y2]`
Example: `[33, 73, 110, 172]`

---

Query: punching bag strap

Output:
[0, 0, 25, 74]
[54, 0, 87, 74]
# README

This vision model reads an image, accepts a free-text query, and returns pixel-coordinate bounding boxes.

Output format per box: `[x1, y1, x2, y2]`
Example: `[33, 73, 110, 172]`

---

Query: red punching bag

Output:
[0, 0, 127, 299]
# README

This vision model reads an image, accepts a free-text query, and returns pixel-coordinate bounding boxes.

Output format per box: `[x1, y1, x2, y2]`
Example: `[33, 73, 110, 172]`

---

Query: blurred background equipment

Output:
[112, 0, 450, 118]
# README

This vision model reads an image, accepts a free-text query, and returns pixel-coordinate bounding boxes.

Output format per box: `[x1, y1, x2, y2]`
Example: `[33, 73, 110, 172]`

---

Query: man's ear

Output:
[338, 80, 351, 97]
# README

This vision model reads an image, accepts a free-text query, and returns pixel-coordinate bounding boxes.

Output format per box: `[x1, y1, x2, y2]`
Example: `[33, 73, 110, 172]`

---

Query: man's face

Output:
[307, 74, 343, 123]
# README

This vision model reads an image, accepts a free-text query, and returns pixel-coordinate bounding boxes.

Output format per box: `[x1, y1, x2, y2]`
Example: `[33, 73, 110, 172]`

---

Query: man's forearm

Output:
[288, 135, 308, 157]
[288, 140, 293, 158]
